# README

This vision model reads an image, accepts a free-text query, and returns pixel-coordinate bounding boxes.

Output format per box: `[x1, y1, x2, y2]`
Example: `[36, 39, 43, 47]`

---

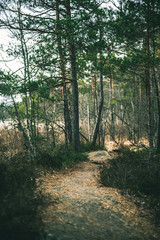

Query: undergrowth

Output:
[80, 141, 105, 152]
[36, 143, 89, 170]
[100, 146, 160, 223]
[36, 141, 105, 170]
[0, 130, 92, 239]
[0, 155, 44, 240]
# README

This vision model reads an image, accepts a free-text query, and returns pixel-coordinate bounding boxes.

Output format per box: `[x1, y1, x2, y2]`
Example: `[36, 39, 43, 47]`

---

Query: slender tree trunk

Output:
[11, 95, 33, 157]
[44, 100, 49, 141]
[87, 104, 91, 141]
[110, 71, 115, 141]
[36, 97, 40, 138]
[152, 30, 160, 150]
[65, 0, 80, 152]
[92, 66, 104, 145]
[137, 77, 141, 145]
[51, 125, 56, 149]
[92, 74, 97, 126]
[56, 0, 69, 154]
[154, 74, 160, 150]
[145, 1, 154, 167]
[66, 100, 72, 144]
[131, 74, 137, 143]
[17, 1, 36, 157]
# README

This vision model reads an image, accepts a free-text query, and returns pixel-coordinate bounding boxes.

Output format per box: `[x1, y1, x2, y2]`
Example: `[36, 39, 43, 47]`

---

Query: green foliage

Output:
[100, 147, 160, 198]
[0, 155, 43, 240]
[80, 141, 105, 152]
[0, 130, 90, 239]
[61, 151, 88, 169]
[79, 83, 92, 95]
[100, 146, 160, 223]
[36, 144, 88, 170]
[0, 103, 12, 120]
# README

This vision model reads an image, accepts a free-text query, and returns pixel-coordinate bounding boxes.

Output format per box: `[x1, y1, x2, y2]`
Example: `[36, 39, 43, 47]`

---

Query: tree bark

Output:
[137, 77, 141, 145]
[110, 71, 115, 141]
[65, 0, 80, 152]
[145, 0, 154, 168]
[11, 95, 33, 157]
[92, 74, 97, 126]
[56, 0, 69, 154]
[151, 29, 160, 150]
[17, 1, 36, 157]
[92, 67, 104, 145]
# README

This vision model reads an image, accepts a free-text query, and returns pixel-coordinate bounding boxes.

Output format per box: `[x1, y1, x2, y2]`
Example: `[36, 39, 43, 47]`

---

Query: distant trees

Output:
[0, 0, 160, 163]
[109, 0, 160, 166]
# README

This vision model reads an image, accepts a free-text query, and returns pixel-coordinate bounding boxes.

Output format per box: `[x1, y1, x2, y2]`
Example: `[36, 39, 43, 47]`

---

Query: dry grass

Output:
[0, 128, 25, 161]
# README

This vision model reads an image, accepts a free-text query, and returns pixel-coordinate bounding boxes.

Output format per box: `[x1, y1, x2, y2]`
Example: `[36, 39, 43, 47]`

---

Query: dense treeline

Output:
[0, 0, 160, 164]
[0, 0, 159, 156]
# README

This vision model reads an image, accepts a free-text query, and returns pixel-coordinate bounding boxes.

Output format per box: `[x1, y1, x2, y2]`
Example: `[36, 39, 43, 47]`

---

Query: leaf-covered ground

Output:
[39, 151, 159, 240]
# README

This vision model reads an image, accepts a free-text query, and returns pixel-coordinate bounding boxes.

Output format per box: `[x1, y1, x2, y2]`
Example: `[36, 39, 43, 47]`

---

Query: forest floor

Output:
[39, 150, 160, 240]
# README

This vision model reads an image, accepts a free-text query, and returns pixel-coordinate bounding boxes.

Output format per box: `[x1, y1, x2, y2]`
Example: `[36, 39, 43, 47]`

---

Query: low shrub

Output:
[80, 141, 105, 152]
[100, 147, 160, 198]
[100, 147, 160, 223]
[61, 151, 88, 168]
[36, 144, 89, 170]
[0, 131, 93, 239]
[0, 155, 44, 240]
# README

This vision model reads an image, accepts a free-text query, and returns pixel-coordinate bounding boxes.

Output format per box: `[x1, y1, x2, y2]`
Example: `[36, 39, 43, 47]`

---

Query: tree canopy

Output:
[0, 0, 160, 164]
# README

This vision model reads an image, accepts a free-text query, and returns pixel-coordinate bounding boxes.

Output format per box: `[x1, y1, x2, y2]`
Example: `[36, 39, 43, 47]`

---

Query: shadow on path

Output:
[40, 151, 158, 240]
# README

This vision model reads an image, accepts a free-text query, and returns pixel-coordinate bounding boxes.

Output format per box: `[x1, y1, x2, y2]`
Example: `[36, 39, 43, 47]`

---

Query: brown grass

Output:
[0, 128, 24, 161]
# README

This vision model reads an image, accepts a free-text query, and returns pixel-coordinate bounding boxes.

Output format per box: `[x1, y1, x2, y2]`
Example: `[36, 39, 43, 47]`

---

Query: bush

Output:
[61, 151, 88, 168]
[80, 141, 105, 152]
[100, 147, 160, 223]
[36, 144, 89, 170]
[0, 155, 43, 240]
[100, 147, 160, 198]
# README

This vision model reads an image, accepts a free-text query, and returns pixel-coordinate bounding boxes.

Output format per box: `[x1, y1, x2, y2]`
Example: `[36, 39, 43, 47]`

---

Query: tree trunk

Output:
[44, 100, 49, 141]
[92, 74, 97, 126]
[11, 95, 34, 158]
[92, 67, 104, 145]
[137, 77, 141, 145]
[87, 104, 91, 141]
[110, 71, 115, 141]
[145, 2, 154, 168]
[65, 0, 80, 152]
[152, 29, 160, 150]
[56, 0, 69, 154]
[17, 1, 36, 157]
[51, 125, 56, 149]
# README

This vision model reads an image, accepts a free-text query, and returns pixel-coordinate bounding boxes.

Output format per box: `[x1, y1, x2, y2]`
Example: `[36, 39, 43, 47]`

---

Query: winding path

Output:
[40, 151, 159, 240]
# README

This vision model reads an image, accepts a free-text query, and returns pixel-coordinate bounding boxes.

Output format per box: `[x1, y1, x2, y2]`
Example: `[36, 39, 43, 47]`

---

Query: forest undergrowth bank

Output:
[39, 150, 160, 240]
[100, 144, 160, 227]
[0, 129, 90, 240]
[1, 127, 160, 239]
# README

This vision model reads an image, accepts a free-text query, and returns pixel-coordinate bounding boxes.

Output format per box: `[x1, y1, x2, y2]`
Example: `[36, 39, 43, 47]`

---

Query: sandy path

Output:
[40, 151, 159, 240]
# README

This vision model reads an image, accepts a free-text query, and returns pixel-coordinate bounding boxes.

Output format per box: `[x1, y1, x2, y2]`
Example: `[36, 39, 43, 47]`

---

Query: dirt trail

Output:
[40, 151, 159, 240]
